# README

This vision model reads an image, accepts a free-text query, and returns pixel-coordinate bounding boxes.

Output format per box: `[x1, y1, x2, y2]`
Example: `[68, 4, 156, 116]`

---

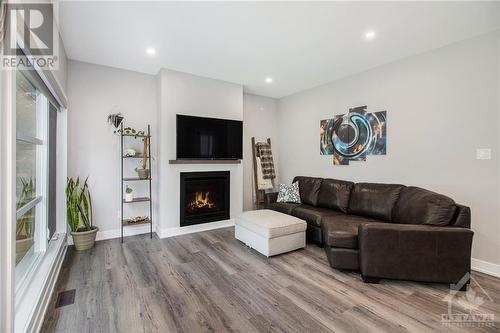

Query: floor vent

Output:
[55, 289, 76, 308]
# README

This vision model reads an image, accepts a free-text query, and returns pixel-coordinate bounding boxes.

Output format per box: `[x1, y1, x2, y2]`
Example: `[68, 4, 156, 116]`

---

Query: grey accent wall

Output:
[67, 60, 157, 234]
[277, 32, 500, 265]
[243, 93, 280, 211]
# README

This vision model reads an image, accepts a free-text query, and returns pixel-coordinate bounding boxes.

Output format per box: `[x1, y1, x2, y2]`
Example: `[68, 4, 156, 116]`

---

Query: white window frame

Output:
[14, 71, 50, 302]
[2, 19, 68, 332]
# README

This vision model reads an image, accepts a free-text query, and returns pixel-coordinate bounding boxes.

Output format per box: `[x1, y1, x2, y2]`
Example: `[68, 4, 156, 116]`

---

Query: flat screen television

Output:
[176, 115, 243, 160]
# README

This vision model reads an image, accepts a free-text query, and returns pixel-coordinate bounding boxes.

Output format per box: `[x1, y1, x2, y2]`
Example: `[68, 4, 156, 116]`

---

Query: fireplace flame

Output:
[188, 191, 215, 210]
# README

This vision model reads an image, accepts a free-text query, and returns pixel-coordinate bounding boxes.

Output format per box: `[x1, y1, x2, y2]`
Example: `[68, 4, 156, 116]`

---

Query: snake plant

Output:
[66, 177, 93, 232]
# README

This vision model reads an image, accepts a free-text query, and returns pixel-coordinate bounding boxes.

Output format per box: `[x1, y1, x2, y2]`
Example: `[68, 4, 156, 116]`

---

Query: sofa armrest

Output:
[264, 192, 279, 207]
[451, 204, 471, 228]
[358, 223, 473, 284]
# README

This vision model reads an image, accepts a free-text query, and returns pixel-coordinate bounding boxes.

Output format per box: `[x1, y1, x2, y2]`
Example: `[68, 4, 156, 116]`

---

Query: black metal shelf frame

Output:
[121, 123, 153, 242]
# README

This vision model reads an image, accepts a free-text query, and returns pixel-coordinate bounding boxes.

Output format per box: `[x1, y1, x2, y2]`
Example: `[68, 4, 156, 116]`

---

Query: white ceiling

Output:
[58, 1, 500, 98]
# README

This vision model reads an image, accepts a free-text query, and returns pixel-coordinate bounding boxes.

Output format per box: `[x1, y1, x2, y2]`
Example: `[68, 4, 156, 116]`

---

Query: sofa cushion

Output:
[293, 176, 323, 206]
[317, 178, 354, 213]
[276, 182, 301, 204]
[267, 202, 301, 215]
[392, 186, 457, 226]
[322, 214, 385, 249]
[291, 204, 343, 227]
[348, 183, 405, 221]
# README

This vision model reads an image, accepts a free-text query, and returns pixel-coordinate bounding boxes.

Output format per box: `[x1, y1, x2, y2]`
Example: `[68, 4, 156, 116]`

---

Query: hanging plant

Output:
[114, 126, 145, 138]
[107, 113, 124, 128]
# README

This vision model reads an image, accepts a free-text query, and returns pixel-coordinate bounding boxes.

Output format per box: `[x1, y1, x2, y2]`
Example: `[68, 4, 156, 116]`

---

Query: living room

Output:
[1, 1, 499, 332]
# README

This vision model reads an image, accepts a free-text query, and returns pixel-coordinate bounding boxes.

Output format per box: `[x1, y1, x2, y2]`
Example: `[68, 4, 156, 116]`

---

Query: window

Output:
[15, 70, 50, 286]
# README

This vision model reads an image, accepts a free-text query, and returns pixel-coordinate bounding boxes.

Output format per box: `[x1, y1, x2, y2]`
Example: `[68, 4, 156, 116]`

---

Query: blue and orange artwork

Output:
[320, 106, 386, 165]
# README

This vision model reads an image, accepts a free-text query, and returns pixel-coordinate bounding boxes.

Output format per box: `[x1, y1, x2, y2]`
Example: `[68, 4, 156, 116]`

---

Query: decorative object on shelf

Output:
[123, 216, 148, 224]
[115, 126, 145, 138]
[135, 163, 150, 179]
[320, 105, 387, 165]
[124, 185, 134, 202]
[125, 148, 137, 157]
[107, 112, 124, 129]
[66, 177, 98, 251]
[134, 132, 150, 179]
[120, 123, 153, 242]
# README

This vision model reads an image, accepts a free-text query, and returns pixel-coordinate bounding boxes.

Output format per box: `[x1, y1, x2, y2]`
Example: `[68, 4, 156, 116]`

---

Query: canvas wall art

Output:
[319, 106, 387, 165]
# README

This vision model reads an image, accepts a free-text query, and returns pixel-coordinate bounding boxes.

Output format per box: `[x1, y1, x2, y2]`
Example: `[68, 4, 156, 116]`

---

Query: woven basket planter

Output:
[71, 227, 98, 251]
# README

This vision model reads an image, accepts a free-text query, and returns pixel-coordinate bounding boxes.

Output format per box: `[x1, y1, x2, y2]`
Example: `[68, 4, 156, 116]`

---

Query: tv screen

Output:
[176, 115, 243, 160]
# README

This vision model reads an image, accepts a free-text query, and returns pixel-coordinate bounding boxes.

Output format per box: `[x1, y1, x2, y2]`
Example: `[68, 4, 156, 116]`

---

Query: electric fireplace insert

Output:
[180, 171, 230, 227]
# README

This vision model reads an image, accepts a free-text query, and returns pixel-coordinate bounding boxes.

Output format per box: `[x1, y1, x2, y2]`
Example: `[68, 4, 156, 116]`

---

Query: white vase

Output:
[125, 192, 134, 202]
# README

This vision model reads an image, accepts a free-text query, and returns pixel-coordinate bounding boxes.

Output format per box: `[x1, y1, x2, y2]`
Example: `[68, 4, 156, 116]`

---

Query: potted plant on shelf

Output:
[107, 113, 124, 128]
[135, 135, 150, 179]
[16, 178, 35, 262]
[124, 185, 134, 202]
[114, 126, 145, 137]
[66, 177, 98, 251]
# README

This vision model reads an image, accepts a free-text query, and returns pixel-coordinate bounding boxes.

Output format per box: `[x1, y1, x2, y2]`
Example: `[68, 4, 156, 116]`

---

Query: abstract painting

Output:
[320, 106, 387, 165]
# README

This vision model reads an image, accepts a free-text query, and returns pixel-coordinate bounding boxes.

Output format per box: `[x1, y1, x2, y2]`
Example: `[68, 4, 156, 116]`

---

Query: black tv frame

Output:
[176, 114, 243, 160]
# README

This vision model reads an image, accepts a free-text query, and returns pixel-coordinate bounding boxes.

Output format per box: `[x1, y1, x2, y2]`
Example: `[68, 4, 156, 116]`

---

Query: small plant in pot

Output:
[66, 177, 98, 251]
[107, 113, 124, 129]
[135, 135, 151, 179]
[124, 185, 134, 202]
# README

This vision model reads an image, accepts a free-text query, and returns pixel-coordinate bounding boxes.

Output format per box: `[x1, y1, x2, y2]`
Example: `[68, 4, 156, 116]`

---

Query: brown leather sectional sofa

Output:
[265, 176, 473, 288]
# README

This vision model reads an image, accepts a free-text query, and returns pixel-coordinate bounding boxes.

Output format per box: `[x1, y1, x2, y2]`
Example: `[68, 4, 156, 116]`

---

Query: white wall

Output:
[67, 60, 158, 236]
[157, 69, 243, 233]
[277, 32, 500, 266]
[243, 93, 280, 211]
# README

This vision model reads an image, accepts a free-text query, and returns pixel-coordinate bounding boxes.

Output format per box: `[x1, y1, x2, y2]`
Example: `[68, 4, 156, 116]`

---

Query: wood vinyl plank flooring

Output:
[41, 227, 500, 333]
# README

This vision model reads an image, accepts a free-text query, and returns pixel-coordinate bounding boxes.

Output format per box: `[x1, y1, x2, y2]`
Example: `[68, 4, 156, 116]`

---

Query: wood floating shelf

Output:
[122, 217, 151, 226]
[122, 134, 151, 138]
[123, 197, 150, 204]
[122, 155, 145, 159]
[123, 177, 151, 181]
[169, 159, 241, 165]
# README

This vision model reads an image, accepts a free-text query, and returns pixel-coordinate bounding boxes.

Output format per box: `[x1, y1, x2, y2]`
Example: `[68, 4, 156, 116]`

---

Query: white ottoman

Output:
[235, 209, 307, 257]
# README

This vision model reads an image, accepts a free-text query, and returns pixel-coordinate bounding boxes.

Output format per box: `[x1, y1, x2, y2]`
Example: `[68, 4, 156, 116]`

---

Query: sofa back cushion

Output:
[317, 178, 354, 213]
[348, 183, 405, 221]
[392, 186, 457, 226]
[293, 176, 323, 206]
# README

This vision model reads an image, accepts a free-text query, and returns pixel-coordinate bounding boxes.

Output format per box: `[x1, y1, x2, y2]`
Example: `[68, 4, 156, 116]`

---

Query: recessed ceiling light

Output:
[364, 30, 376, 40]
[146, 47, 157, 55]
[265, 77, 273, 84]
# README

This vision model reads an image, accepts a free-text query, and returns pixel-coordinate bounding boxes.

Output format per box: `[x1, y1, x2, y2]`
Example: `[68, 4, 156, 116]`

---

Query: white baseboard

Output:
[74, 219, 235, 243]
[471, 258, 500, 278]
[157, 219, 235, 239]
[96, 224, 153, 241]
[66, 224, 153, 244]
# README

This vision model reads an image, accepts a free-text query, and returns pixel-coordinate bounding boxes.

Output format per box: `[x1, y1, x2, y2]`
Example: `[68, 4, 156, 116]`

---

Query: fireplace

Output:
[180, 171, 230, 227]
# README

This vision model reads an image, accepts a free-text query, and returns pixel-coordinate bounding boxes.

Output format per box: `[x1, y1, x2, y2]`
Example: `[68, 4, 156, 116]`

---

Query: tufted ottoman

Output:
[235, 209, 307, 257]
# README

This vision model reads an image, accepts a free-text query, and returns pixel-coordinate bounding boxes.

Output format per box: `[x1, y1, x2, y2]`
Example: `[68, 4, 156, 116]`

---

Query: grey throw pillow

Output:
[277, 182, 301, 204]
